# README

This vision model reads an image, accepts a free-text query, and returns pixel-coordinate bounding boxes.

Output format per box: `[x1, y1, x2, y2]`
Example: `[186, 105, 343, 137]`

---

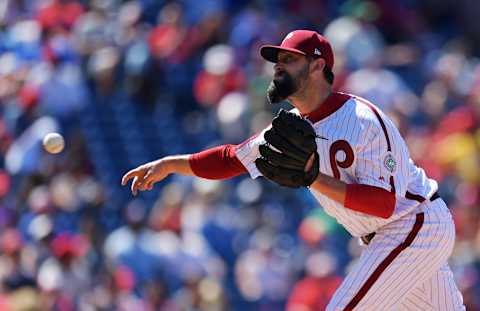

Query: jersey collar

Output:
[302, 92, 351, 123]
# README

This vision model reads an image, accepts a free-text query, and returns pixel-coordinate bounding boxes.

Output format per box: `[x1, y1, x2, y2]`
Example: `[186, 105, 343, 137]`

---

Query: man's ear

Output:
[310, 58, 326, 76]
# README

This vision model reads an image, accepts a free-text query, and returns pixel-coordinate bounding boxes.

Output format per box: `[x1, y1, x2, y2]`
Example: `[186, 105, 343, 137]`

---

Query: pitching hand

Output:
[121, 160, 170, 195]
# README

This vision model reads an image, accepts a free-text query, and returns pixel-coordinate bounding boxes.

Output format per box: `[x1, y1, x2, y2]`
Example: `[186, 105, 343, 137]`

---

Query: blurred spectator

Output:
[287, 251, 342, 311]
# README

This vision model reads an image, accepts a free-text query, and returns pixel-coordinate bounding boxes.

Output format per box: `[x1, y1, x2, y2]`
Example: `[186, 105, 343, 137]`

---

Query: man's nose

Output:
[274, 63, 283, 72]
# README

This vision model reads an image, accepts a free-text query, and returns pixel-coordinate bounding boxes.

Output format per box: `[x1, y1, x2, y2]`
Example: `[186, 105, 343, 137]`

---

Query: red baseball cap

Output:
[260, 30, 334, 70]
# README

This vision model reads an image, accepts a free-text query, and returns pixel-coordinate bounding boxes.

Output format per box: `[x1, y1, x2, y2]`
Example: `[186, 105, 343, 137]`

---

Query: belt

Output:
[360, 191, 441, 245]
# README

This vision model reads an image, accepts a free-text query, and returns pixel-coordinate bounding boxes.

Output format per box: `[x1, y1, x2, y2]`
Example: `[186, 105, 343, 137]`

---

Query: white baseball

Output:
[43, 133, 65, 154]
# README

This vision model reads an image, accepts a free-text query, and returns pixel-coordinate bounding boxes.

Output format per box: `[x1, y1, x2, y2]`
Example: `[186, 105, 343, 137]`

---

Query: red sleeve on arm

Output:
[344, 184, 396, 219]
[189, 144, 247, 179]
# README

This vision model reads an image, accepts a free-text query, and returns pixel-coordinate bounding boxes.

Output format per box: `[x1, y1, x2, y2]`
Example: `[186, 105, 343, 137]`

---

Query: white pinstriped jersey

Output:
[236, 92, 438, 237]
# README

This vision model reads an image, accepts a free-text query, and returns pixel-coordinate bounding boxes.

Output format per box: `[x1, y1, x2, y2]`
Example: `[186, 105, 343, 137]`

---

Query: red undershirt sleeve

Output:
[344, 184, 396, 219]
[189, 144, 247, 179]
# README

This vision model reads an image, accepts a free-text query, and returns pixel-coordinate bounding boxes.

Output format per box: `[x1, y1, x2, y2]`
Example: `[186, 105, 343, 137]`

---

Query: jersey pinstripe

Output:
[236, 92, 464, 309]
[326, 199, 465, 310]
[235, 93, 438, 237]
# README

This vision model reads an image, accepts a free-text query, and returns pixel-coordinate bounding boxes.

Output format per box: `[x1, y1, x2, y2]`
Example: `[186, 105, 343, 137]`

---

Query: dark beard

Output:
[266, 64, 309, 105]
[266, 71, 297, 105]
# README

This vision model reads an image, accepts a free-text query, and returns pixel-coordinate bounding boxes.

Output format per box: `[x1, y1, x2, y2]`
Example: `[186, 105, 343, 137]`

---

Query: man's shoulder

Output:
[345, 94, 389, 125]
[323, 92, 379, 117]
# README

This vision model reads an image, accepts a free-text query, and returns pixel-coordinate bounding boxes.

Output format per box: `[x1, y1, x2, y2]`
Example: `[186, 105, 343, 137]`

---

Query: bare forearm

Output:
[310, 173, 347, 205]
[162, 155, 195, 176]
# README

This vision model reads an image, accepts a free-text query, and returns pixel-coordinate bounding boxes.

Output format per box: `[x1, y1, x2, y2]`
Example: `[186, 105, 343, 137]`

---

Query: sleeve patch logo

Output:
[383, 153, 397, 173]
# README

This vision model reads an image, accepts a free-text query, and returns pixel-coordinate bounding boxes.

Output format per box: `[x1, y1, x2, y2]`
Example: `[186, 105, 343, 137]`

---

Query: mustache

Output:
[274, 69, 286, 77]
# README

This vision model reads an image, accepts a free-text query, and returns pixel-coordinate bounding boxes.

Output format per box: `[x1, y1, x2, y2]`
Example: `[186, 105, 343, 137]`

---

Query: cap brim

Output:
[260, 45, 306, 63]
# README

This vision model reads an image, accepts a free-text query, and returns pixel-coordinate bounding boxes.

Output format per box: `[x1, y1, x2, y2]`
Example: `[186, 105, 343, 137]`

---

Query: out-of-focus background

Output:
[0, 0, 479, 310]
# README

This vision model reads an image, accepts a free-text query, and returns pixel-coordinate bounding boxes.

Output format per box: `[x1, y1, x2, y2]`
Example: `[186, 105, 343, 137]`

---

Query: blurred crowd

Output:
[0, 0, 480, 310]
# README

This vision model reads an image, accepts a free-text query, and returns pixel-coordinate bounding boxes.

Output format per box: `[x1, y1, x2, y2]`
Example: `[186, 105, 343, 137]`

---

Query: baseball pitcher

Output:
[122, 30, 465, 310]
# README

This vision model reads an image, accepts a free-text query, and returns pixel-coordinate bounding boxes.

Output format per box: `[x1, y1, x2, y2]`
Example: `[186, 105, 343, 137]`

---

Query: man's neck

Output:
[289, 82, 332, 115]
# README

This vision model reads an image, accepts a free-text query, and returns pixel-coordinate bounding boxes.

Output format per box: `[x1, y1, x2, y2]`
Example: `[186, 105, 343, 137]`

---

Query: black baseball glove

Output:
[255, 109, 319, 188]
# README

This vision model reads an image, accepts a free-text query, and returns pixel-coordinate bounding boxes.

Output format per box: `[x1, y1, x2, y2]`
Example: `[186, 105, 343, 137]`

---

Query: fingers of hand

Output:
[143, 170, 153, 183]
[135, 169, 156, 193]
[121, 169, 140, 186]
[122, 165, 160, 194]
[145, 180, 154, 190]
[133, 178, 153, 195]
[131, 176, 141, 195]
[143, 172, 156, 190]
[123, 167, 148, 195]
